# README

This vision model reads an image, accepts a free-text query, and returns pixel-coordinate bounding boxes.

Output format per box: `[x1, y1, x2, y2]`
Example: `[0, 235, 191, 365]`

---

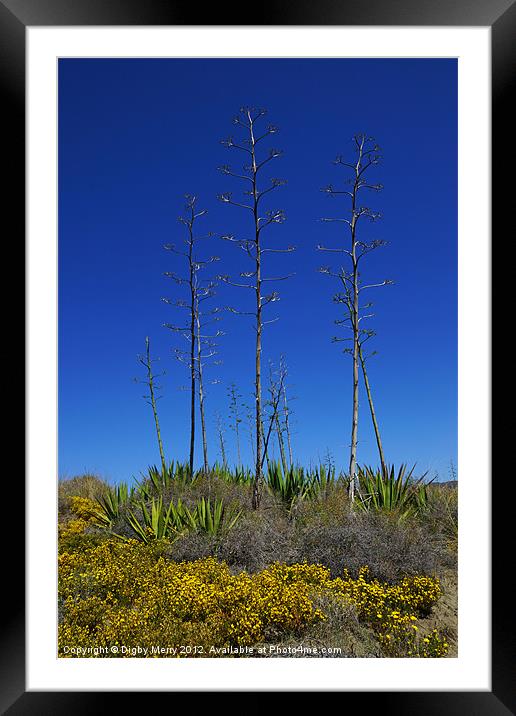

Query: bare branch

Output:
[261, 245, 296, 254]
[217, 192, 253, 211]
[320, 217, 352, 225]
[258, 209, 286, 231]
[256, 148, 283, 171]
[254, 124, 279, 143]
[359, 280, 394, 292]
[220, 137, 252, 155]
[163, 322, 189, 332]
[333, 156, 356, 170]
[163, 271, 188, 284]
[321, 184, 353, 198]
[261, 274, 295, 282]
[226, 306, 255, 317]
[317, 244, 351, 255]
[217, 274, 256, 290]
[163, 243, 189, 258]
[257, 178, 287, 202]
[217, 164, 253, 184]
[261, 291, 280, 306]
[359, 182, 383, 191]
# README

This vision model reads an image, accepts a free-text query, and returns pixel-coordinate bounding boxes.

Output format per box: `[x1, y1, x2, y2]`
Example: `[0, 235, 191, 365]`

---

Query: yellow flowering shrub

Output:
[326, 566, 447, 657]
[58, 496, 105, 553]
[378, 619, 449, 658]
[328, 566, 441, 617]
[58, 542, 327, 655]
[58, 537, 448, 658]
[68, 495, 100, 520]
[59, 518, 90, 539]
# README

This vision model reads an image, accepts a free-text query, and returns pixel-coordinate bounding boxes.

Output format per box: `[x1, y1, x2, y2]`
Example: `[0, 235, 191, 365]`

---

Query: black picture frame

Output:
[4, 0, 508, 710]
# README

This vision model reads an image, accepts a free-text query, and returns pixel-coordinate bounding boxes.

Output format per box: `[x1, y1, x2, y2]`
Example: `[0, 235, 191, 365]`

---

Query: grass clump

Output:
[58, 474, 109, 501]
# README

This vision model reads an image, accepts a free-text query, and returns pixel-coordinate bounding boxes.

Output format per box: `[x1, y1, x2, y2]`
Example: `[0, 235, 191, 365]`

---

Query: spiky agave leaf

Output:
[355, 464, 432, 518]
[91, 482, 134, 527]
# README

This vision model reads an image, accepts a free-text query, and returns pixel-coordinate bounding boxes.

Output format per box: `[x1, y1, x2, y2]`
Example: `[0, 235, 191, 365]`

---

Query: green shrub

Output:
[296, 511, 452, 583]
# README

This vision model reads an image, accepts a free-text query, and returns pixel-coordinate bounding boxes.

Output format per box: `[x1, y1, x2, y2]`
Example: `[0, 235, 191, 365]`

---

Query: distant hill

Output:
[433, 480, 458, 489]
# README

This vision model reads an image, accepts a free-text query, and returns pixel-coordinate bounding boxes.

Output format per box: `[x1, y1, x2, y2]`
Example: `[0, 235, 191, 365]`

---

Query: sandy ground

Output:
[422, 568, 458, 657]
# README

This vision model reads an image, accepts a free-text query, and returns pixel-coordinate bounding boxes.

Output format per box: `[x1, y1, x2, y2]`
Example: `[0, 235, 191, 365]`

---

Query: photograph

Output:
[57, 56, 459, 660]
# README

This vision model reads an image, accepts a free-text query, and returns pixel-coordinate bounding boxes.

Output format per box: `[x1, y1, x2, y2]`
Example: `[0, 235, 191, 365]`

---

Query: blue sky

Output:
[58, 58, 457, 484]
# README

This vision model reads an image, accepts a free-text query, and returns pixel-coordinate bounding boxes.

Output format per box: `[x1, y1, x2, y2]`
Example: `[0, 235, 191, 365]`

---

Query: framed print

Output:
[2, 0, 510, 710]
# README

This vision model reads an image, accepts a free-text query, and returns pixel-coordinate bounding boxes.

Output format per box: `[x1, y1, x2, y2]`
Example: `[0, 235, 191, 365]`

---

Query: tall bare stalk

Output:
[261, 361, 287, 472]
[244, 400, 256, 466]
[267, 362, 288, 475]
[335, 281, 389, 479]
[215, 411, 228, 468]
[194, 290, 223, 476]
[359, 342, 387, 475]
[218, 107, 294, 509]
[278, 356, 295, 469]
[228, 383, 243, 467]
[283, 385, 294, 469]
[318, 134, 390, 501]
[136, 337, 167, 475]
[163, 195, 220, 476]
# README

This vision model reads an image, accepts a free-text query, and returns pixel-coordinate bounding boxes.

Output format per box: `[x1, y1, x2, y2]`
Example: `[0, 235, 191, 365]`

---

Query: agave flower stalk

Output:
[267, 362, 288, 476]
[136, 337, 167, 476]
[228, 383, 243, 467]
[282, 380, 294, 469]
[163, 195, 221, 475]
[218, 107, 295, 509]
[215, 411, 228, 468]
[358, 343, 387, 476]
[318, 134, 390, 501]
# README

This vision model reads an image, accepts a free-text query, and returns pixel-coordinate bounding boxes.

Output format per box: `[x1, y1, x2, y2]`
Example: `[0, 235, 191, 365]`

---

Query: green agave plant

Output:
[177, 461, 197, 485]
[194, 497, 242, 536]
[310, 464, 336, 498]
[123, 496, 196, 543]
[355, 464, 432, 519]
[120, 495, 241, 543]
[92, 482, 134, 527]
[207, 462, 253, 486]
[125, 497, 175, 543]
[266, 462, 319, 507]
[147, 462, 176, 492]
[227, 466, 254, 485]
[136, 461, 198, 500]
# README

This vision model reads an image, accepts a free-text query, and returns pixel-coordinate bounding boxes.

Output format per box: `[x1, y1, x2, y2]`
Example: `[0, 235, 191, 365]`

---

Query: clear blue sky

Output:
[58, 58, 457, 484]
